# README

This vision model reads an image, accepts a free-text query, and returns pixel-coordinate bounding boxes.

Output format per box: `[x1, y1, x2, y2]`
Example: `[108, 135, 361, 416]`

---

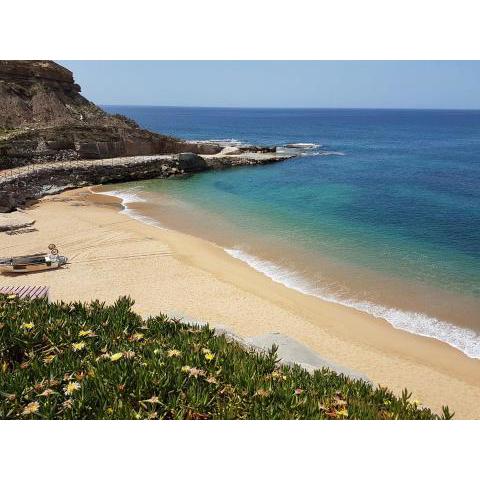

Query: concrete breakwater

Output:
[0, 151, 294, 212]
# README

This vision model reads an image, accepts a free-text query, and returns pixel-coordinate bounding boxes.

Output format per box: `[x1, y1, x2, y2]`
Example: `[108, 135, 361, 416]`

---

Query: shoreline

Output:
[1, 187, 480, 417]
[99, 183, 480, 360]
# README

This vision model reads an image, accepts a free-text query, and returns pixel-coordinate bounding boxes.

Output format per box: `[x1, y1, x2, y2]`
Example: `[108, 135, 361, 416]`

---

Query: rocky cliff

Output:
[0, 61, 289, 213]
[0, 61, 221, 168]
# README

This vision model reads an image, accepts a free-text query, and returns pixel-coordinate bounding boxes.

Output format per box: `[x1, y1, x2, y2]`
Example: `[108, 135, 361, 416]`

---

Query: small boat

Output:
[0, 244, 68, 274]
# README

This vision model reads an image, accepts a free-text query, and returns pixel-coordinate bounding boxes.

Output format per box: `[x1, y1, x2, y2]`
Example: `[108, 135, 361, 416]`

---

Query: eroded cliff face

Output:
[0, 61, 221, 168]
[0, 60, 102, 129]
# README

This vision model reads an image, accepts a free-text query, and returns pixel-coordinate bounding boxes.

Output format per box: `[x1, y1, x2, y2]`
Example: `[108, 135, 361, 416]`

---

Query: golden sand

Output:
[1, 187, 479, 418]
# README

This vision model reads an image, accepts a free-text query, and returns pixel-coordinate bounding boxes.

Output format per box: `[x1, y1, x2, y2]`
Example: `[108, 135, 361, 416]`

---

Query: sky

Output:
[58, 61, 480, 109]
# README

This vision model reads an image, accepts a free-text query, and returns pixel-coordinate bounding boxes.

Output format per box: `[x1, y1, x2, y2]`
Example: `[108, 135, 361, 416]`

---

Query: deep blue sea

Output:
[103, 106, 480, 357]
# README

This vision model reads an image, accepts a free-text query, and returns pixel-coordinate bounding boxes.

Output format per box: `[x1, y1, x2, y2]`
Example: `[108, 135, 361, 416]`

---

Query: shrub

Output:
[0, 296, 451, 420]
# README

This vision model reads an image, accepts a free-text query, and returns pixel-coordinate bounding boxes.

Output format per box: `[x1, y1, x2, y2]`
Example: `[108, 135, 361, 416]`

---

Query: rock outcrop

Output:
[0, 150, 293, 212]
[0, 61, 222, 169]
[0, 61, 293, 213]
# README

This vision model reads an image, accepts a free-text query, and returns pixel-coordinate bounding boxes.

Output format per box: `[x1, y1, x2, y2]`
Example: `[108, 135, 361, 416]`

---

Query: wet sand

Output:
[1, 187, 480, 418]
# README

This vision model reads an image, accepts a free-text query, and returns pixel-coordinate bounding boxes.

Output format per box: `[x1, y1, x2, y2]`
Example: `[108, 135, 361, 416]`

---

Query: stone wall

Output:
[0, 151, 292, 213]
[0, 159, 172, 212]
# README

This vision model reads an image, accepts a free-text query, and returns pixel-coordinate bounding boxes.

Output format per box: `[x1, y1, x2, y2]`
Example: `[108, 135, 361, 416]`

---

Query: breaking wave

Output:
[284, 142, 323, 149]
[224, 247, 480, 359]
[97, 188, 165, 228]
[186, 138, 251, 148]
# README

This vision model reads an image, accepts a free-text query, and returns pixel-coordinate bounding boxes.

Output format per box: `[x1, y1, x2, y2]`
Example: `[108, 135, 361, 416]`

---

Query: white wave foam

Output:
[284, 143, 322, 149]
[186, 138, 251, 148]
[225, 248, 480, 359]
[188, 139, 345, 157]
[100, 187, 147, 205]
[277, 143, 345, 157]
[99, 188, 165, 228]
[95, 188, 480, 358]
[299, 151, 346, 157]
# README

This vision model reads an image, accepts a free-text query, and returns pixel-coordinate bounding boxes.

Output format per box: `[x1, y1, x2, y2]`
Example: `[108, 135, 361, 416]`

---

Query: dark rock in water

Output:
[238, 145, 276, 153]
[284, 143, 317, 149]
[0, 61, 223, 169]
[178, 152, 208, 172]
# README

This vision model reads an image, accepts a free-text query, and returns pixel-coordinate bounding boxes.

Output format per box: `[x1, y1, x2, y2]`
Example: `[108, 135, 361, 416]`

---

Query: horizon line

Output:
[100, 104, 480, 112]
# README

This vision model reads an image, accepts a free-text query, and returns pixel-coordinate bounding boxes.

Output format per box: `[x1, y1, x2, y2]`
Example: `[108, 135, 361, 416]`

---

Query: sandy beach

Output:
[1, 187, 480, 418]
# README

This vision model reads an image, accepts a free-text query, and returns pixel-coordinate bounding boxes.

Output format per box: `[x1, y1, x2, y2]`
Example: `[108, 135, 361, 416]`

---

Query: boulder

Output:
[178, 152, 208, 172]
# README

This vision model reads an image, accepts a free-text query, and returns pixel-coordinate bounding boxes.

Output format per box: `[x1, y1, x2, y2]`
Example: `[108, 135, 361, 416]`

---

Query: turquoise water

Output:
[103, 106, 480, 357]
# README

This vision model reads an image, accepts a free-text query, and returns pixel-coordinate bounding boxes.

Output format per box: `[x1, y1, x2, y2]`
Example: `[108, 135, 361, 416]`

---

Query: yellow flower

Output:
[7, 294, 17, 300]
[72, 342, 86, 352]
[79, 329, 94, 337]
[43, 354, 56, 365]
[204, 352, 215, 361]
[271, 371, 286, 380]
[181, 365, 191, 373]
[110, 352, 123, 362]
[130, 332, 144, 342]
[21, 322, 34, 330]
[22, 401, 40, 415]
[337, 408, 349, 418]
[153, 348, 161, 355]
[167, 349, 181, 358]
[63, 382, 81, 396]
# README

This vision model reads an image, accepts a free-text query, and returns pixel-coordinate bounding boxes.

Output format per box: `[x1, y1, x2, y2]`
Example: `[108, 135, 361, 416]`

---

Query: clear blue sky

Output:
[58, 61, 480, 109]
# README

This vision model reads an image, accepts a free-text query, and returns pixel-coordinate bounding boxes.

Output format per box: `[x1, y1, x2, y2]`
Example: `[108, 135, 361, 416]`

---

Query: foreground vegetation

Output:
[0, 295, 452, 419]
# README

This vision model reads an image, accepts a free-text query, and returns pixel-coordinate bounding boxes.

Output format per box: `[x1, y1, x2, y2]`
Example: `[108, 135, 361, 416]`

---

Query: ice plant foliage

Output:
[0, 296, 453, 420]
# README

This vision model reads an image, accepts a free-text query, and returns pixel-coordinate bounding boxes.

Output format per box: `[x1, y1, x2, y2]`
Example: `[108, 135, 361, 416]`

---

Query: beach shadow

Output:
[0, 265, 68, 277]
[5, 227, 38, 236]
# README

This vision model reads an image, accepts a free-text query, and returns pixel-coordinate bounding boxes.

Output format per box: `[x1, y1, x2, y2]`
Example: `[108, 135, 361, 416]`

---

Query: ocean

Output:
[103, 106, 480, 358]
